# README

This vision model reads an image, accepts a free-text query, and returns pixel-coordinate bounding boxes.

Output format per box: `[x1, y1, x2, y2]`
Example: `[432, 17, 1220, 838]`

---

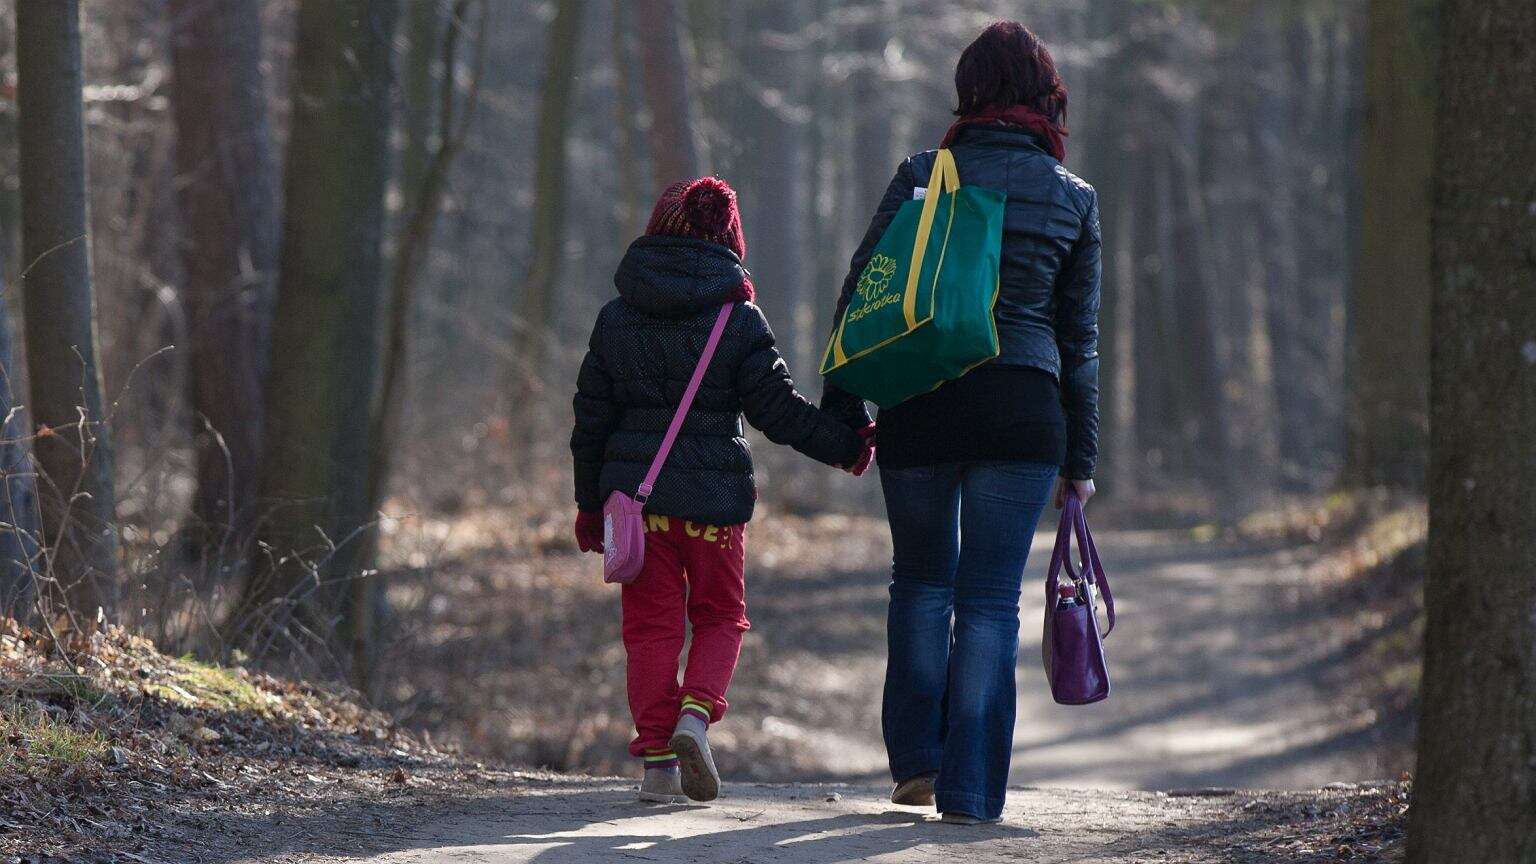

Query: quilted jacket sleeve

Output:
[1055, 187, 1102, 480]
[571, 310, 623, 512]
[737, 304, 863, 468]
[819, 157, 920, 428]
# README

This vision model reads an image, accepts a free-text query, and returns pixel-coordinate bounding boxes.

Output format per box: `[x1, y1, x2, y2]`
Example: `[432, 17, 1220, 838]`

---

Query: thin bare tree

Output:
[0, 289, 40, 621]
[369, 0, 489, 548]
[508, 0, 586, 452]
[15, 0, 118, 622]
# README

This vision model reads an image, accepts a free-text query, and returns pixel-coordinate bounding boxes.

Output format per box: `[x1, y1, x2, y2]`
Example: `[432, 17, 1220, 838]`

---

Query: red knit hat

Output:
[644, 176, 747, 261]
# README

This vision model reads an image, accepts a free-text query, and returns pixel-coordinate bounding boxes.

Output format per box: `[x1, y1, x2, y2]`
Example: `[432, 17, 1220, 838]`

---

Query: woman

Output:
[822, 22, 1100, 824]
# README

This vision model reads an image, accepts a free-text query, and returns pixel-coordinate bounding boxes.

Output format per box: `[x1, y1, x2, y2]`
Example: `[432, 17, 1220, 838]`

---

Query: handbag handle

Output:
[827, 148, 962, 369]
[899, 148, 959, 330]
[636, 303, 734, 503]
[1069, 492, 1115, 635]
[1044, 488, 1116, 636]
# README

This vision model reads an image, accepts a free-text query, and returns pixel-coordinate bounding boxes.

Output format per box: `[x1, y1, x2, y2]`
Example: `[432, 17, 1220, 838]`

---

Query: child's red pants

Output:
[621, 515, 749, 758]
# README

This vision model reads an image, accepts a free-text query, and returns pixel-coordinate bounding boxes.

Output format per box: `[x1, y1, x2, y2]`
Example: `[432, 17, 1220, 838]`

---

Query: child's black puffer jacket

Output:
[572, 235, 862, 526]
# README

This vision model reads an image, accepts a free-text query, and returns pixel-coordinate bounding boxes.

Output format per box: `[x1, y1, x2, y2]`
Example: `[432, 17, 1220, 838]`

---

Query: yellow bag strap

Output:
[827, 148, 959, 369]
[901, 149, 958, 329]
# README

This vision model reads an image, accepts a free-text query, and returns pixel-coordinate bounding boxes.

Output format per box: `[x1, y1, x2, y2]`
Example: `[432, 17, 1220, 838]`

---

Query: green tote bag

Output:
[820, 148, 1006, 408]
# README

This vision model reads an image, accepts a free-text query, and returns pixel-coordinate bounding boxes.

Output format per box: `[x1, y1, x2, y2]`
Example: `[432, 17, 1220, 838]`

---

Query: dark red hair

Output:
[953, 21, 1068, 127]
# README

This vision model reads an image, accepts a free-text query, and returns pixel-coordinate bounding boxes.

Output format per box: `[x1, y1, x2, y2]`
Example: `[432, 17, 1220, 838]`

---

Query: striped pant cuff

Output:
[680, 695, 713, 723]
[642, 749, 679, 770]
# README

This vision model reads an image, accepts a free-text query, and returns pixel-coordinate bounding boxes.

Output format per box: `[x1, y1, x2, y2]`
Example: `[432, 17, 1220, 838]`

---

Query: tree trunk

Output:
[1235, 8, 1290, 492]
[510, 0, 585, 452]
[611, 0, 642, 241]
[15, 0, 118, 622]
[741, 0, 811, 375]
[1104, 173, 1139, 498]
[1346, 0, 1437, 488]
[1407, 1, 1536, 860]
[398, 0, 443, 210]
[634, 0, 702, 187]
[849, 0, 893, 215]
[0, 293, 40, 621]
[0, 68, 41, 622]
[167, 0, 279, 549]
[234, 0, 399, 672]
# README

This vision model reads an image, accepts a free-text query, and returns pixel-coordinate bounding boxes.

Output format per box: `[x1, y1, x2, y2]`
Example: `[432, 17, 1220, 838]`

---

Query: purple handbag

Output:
[1041, 489, 1116, 705]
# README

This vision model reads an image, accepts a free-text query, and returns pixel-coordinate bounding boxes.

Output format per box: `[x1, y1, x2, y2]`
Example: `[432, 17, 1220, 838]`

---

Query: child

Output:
[571, 177, 873, 803]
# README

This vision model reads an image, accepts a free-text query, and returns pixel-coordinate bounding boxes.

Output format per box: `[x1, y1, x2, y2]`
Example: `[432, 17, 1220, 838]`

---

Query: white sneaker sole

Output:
[638, 790, 687, 804]
[669, 728, 720, 802]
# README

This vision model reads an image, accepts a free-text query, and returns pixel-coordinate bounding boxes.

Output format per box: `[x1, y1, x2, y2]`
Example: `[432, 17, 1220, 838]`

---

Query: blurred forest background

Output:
[0, 0, 1453, 785]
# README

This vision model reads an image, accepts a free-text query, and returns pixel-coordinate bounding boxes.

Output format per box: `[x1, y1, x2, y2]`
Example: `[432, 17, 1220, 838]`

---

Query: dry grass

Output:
[0, 615, 485, 860]
[0, 701, 107, 769]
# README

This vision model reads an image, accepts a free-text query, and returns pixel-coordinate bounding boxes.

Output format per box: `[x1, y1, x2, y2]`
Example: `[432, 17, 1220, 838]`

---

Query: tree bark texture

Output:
[1408, 1, 1536, 860]
[0, 292, 40, 621]
[15, 0, 119, 619]
[168, 0, 279, 546]
[237, 0, 399, 658]
[510, 0, 585, 440]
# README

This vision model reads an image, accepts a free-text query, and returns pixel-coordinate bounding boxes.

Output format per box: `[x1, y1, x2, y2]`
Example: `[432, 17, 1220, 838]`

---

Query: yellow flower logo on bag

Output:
[856, 253, 899, 303]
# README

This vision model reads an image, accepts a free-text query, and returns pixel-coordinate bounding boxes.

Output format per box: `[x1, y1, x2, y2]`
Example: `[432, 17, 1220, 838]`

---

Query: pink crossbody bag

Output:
[603, 303, 735, 584]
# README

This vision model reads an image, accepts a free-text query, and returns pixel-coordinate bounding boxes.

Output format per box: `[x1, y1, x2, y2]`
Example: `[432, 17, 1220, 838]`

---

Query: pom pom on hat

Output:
[682, 177, 736, 237]
[644, 175, 746, 261]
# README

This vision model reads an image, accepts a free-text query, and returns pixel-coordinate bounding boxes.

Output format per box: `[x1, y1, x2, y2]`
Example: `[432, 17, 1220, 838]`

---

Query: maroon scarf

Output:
[940, 105, 1067, 162]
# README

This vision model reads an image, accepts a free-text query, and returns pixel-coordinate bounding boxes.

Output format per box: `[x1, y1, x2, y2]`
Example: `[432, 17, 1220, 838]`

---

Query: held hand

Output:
[845, 423, 876, 477]
[1053, 477, 1095, 509]
[574, 510, 605, 554]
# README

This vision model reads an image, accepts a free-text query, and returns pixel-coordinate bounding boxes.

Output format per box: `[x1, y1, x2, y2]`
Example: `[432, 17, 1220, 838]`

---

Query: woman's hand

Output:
[845, 423, 876, 477]
[1053, 477, 1095, 509]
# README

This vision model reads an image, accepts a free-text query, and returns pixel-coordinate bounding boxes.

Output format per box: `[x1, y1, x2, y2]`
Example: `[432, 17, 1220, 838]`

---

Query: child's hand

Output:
[845, 423, 876, 477]
[575, 510, 605, 553]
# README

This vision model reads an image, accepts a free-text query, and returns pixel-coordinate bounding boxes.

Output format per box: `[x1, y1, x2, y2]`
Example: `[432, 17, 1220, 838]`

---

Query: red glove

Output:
[575, 510, 604, 554]
[847, 423, 876, 477]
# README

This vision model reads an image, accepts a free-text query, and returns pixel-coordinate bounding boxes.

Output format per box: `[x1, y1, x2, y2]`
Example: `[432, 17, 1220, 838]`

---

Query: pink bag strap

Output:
[637, 303, 735, 504]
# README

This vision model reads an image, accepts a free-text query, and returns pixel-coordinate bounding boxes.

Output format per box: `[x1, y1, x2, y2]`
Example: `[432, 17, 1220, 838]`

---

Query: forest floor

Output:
[0, 616, 1409, 864]
[282, 776, 1408, 864]
[378, 491, 1425, 791]
[0, 492, 1423, 862]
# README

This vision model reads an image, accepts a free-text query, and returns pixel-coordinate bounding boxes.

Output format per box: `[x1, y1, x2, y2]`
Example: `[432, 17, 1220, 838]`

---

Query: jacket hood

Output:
[614, 235, 751, 317]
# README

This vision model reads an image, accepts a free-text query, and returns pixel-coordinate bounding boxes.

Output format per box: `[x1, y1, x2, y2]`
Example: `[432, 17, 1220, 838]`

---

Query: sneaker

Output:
[668, 714, 720, 802]
[638, 766, 686, 804]
[939, 811, 1003, 825]
[891, 772, 937, 806]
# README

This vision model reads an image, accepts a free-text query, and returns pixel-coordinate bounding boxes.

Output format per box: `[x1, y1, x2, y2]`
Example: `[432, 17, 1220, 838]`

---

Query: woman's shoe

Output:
[638, 766, 687, 804]
[890, 772, 937, 806]
[668, 715, 720, 801]
[940, 811, 1003, 825]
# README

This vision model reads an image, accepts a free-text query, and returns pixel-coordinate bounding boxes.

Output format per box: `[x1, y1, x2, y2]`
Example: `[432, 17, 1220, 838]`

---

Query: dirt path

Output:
[274, 775, 1402, 863]
[724, 520, 1408, 791]
[384, 509, 1411, 788]
[246, 520, 1412, 864]
[1005, 528, 1404, 790]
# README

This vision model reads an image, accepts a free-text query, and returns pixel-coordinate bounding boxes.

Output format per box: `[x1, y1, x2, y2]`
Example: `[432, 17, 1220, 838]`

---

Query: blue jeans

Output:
[879, 460, 1057, 820]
